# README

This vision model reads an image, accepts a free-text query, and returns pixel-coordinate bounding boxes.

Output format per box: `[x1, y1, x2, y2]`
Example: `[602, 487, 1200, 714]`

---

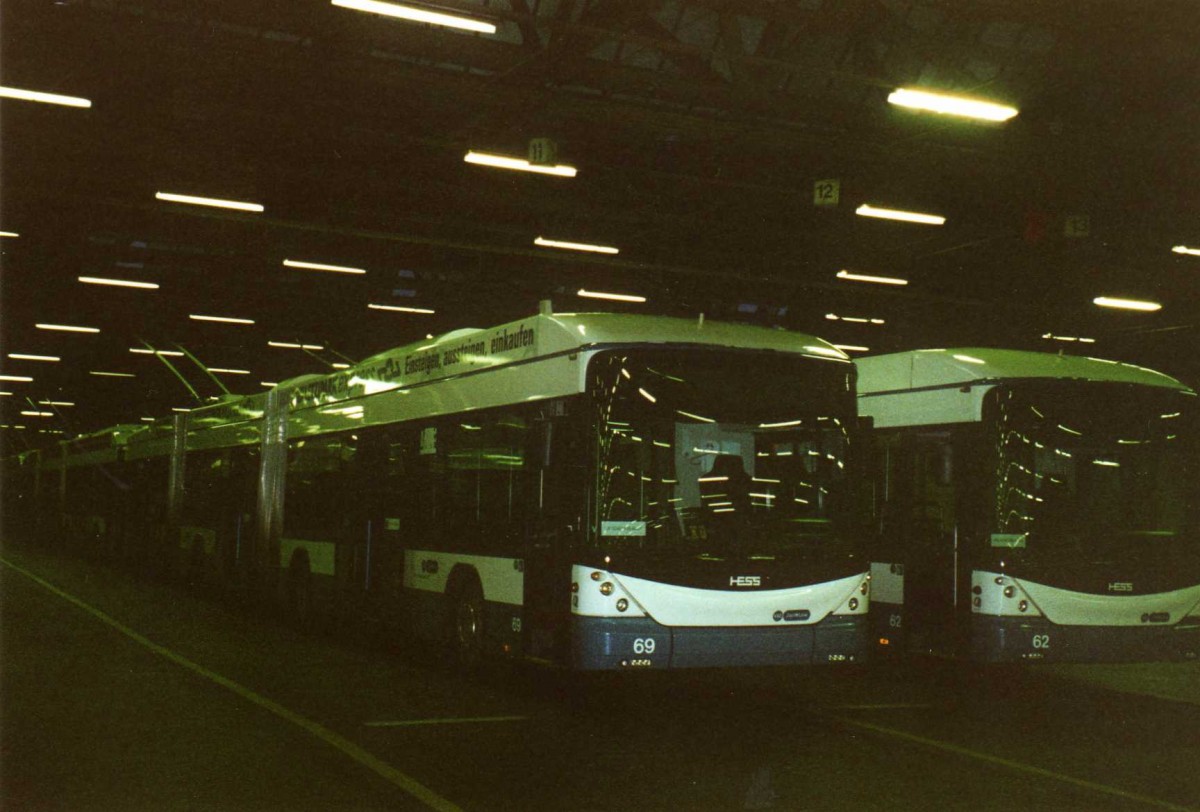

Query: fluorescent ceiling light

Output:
[1093, 296, 1162, 312]
[1171, 245, 1200, 257]
[856, 204, 946, 226]
[577, 289, 646, 303]
[90, 371, 136, 378]
[0, 392, 11, 396]
[79, 276, 160, 289]
[140, 417, 156, 422]
[0, 231, 18, 238]
[38, 400, 74, 407]
[36, 323, 99, 333]
[1042, 333, 1096, 344]
[7, 353, 60, 362]
[953, 354, 987, 365]
[833, 344, 870, 353]
[331, 0, 496, 34]
[464, 151, 577, 178]
[155, 191, 264, 213]
[208, 368, 250, 375]
[171, 408, 192, 413]
[368, 303, 436, 314]
[888, 88, 1018, 122]
[0, 375, 33, 382]
[268, 341, 325, 351]
[836, 270, 908, 286]
[534, 236, 619, 255]
[331, 363, 351, 369]
[0, 85, 92, 108]
[20, 411, 54, 418]
[283, 259, 367, 275]
[825, 313, 885, 325]
[261, 381, 278, 388]
[130, 348, 185, 357]
[190, 314, 255, 325]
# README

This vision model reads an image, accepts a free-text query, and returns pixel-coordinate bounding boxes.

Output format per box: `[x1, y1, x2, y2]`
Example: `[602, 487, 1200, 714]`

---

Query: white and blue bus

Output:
[27, 307, 873, 670]
[857, 348, 1200, 663]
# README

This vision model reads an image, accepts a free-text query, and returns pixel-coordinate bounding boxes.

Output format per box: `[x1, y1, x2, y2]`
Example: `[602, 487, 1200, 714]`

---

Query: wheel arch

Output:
[445, 562, 483, 599]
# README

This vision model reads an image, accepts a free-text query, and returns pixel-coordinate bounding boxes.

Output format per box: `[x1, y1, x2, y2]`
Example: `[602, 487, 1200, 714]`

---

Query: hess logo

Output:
[730, 576, 761, 588]
[1107, 582, 1133, 592]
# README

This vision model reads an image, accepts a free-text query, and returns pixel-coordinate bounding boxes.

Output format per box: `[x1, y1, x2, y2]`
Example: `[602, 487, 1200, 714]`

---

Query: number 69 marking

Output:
[633, 637, 656, 655]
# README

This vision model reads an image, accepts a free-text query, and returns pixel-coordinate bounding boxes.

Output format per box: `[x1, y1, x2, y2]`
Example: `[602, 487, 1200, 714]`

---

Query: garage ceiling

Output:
[2, 0, 1198, 438]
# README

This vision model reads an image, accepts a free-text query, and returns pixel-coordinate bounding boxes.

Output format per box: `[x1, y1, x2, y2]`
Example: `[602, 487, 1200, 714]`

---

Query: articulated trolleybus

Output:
[857, 348, 1199, 663]
[31, 307, 872, 670]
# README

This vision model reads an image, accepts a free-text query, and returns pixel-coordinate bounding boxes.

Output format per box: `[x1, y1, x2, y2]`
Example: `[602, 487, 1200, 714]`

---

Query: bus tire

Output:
[287, 552, 314, 629]
[447, 576, 485, 671]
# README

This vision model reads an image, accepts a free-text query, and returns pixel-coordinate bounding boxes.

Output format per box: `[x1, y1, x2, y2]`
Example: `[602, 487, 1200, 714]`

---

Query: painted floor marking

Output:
[1, 557, 462, 812]
[826, 703, 937, 710]
[832, 714, 1199, 812]
[366, 715, 528, 727]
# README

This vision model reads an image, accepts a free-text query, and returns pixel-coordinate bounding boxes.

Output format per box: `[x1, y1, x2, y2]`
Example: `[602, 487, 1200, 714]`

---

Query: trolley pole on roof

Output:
[175, 344, 231, 397]
[137, 339, 204, 404]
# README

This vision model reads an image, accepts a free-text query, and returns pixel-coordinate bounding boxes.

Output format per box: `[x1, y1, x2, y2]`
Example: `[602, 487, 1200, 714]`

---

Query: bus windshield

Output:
[988, 382, 1199, 560]
[588, 349, 862, 559]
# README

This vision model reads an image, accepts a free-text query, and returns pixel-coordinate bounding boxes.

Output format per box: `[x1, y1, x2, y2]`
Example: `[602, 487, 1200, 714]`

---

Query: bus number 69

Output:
[633, 638, 656, 655]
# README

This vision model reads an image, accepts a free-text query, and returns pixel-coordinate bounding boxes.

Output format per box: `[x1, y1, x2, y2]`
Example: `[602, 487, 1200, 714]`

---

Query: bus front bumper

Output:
[971, 616, 1200, 663]
[570, 614, 869, 670]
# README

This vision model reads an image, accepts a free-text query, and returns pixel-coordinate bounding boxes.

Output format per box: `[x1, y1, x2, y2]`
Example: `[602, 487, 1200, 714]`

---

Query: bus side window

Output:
[436, 411, 531, 552]
[283, 433, 357, 541]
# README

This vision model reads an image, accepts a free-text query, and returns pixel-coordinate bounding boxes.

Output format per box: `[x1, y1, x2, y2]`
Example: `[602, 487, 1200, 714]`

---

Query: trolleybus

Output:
[23, 307, 873, 670]
[857, 348, 1200, 662]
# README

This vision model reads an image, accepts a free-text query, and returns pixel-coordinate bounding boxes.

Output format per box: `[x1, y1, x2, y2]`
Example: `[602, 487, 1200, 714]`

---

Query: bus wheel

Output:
[287, 554, 314, 629]
[449, 580, 485, 670]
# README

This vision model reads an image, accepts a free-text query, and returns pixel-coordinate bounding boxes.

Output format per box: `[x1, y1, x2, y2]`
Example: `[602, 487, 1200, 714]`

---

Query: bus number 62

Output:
[633, 638, 656, 655]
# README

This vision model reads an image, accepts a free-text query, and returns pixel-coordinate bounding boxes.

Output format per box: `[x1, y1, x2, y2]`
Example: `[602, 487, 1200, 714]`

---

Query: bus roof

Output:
[282, 310, 848, 410]
[856, 348, 1192, 395]
[345, 312, 847, 374]
[47, 310, 850, 457]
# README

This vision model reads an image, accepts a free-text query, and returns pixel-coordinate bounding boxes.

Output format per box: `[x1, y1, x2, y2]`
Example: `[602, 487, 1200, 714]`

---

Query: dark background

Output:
[2, 0, 1198, 438]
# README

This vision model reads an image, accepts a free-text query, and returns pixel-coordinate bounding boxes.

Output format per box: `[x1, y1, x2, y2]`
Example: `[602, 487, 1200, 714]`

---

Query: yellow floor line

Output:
[366, 716, 528, 727]
[832, 714, 1199, 812]
[2, 557, 463, 812]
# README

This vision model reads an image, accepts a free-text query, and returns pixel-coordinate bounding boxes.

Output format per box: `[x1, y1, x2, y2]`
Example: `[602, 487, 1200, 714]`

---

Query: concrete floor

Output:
[2, 541, 1198, 812]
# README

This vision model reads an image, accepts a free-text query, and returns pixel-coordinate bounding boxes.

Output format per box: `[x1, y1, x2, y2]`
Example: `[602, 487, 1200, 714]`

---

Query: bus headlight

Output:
[848, 598, 859, 611]
[1003, 586, 1015, 598]
[616, 598, 628, 612]
[600, 581, 614, 596]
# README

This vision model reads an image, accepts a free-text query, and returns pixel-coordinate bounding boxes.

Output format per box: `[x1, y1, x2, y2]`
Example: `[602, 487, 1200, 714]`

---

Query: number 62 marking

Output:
[1032, 634, 1050, 649]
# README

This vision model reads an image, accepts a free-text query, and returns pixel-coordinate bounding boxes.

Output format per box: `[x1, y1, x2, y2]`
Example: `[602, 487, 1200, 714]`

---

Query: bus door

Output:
[348, 427, 423, 626]
[893, 431, 960, 654]
[523, 404, 587, 664]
